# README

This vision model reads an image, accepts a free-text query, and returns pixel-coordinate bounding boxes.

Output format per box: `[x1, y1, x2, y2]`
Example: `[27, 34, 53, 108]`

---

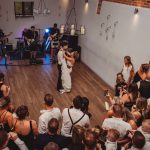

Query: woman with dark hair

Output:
[0, 73, 10, 98]
[121, 83, 138, 111]
[115, 72, 128, 97]
[12, 105, 38, 150]
[122, 56, 134, 85]
[132, 64, 149, 83]
[68, 125, 85, 150]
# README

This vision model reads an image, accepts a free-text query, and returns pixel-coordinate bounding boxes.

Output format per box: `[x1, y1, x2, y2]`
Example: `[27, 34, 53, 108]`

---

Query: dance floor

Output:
[0, 56, 113, 126]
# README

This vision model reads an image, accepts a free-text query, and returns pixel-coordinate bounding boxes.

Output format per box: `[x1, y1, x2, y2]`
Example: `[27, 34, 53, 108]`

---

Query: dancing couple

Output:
[57, 40, 78, 94]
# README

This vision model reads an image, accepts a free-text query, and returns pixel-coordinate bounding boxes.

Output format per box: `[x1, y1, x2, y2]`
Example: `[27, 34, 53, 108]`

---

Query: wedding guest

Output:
[61, 96, 90, 137]
[12, 105, 38, 150]
[38, 94, 61, 134]
[133, 64, 149, 83]
[0, 97, 13, 132]
[0, 73, 10, 98]
[115, 72, 128, 97]
[0, 131, 28, 150]
[44, 142, 59, 150]
[137, 64, 150, 99]
[36, 118, 70, 150]
[102, 104, 132, 137]
[122, 56, 134, 85]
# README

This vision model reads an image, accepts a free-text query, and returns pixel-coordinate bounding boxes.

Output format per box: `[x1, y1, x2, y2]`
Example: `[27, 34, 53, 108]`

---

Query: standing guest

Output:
[121, 56, 134, 85]
[132, 64, 149, 83]
[12, 105, 38, 150]
[102, 104, 132, 137]
[0, 130, 28, 150]
[0, 73, 10, 98]
[57, 40, 68, 93]
[61, 96, 90, 137]
[115, 72, 128, 97]
[0, 97, 13, 132]
[137, 64, 150, 99]
[36, 118, 70, 150]
[38, 94, 61, 134]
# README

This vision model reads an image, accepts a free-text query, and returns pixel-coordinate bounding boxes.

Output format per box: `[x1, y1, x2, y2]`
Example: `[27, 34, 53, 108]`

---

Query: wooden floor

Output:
[0, 58, 113, 126]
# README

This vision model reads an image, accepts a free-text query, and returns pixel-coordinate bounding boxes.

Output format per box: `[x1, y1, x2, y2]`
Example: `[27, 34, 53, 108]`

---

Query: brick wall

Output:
[104, 0, 150, 8]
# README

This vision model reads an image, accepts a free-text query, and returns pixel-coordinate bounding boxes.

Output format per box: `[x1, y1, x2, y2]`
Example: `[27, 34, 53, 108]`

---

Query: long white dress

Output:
[61, 59, 72, 92]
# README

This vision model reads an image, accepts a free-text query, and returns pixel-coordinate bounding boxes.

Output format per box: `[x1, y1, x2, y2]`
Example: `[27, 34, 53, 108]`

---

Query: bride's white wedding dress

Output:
[61, 59, 72, 92]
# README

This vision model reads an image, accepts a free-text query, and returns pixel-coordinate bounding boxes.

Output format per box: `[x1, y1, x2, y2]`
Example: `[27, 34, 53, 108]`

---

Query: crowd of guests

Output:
[0, 56, 150, 150]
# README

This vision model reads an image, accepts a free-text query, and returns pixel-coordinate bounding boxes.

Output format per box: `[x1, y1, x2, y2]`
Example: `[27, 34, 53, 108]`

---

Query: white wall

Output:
[0, 0, 70, 46]
[73, 0, 150, 87]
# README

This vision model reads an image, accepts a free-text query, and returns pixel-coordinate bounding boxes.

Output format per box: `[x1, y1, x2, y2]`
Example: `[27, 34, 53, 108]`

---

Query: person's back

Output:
[102, 104, 132, 137]
[38, 94, 61, 134]
[36, 118, 71, 150]
[12, 105, 38, 150]
[0, 97, 13, 132]
[61, 96, 90, 137]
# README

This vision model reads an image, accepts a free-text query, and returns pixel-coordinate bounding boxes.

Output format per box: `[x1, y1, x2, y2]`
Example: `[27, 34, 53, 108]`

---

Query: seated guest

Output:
[68, 125, 85, 150]
[83, 129, 101, 150]
[61, 96, 90, 137]
[132, 64, 148, 83]
[138, 119, 150, 142]
[0, 73, 10, 98]
[44, 142, 59, 150]
[12, 105, 38, 150]
[0, 97, 13, 132]
[123, 108, 137, 130]
[137, 64, 150, 99]
[38, 94, 61, 134]
[0, 130, 28, 150]
[115, 72, 128, 97]
[104, 129, 121, 150]
[102, 104, 132, 137]
[125, 131, 150, 150]
[36, 118, 71, 150]
[121, 56, 134, 85]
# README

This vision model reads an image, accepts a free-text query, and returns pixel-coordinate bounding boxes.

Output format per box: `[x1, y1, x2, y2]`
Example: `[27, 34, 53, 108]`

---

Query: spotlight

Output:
[45, 29, 50, 33]
[134, 8, 139, 14]
[85, 0, 88, 3]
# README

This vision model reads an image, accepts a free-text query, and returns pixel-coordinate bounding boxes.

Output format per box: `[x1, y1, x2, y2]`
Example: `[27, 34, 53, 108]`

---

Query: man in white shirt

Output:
[102, 104, 132, 137]
[57, 40, 68, 93]
[137, 119, 150, 142]
[125, 131, 150, 150]
[38, 94, 61, 134]
[61, 96, 90, 137]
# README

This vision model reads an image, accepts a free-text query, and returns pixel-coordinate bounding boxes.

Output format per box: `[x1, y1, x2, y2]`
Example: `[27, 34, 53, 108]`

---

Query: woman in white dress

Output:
[122, 56, 134, 85]
[61, 51, 78, 93]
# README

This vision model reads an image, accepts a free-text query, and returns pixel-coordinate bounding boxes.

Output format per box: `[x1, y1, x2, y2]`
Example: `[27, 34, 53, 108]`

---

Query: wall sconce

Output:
[60, 25, 65, 34]
[134, 8, 139, 14]
[85, 0, 88, 3]
[80, 26, 86, 35]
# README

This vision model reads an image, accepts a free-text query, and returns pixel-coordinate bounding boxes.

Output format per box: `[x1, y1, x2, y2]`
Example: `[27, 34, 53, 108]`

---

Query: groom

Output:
[57, 40, 69, 93]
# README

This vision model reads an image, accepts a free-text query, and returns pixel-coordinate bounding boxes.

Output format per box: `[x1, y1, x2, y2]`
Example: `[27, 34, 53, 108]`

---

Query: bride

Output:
[61, 50, 78, 93]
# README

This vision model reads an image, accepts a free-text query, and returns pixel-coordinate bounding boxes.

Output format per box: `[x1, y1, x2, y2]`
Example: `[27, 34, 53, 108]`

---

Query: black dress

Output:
[139, 80, 150, 99]
[133, 72, 142, 83]
[14, 120, 35, 150]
